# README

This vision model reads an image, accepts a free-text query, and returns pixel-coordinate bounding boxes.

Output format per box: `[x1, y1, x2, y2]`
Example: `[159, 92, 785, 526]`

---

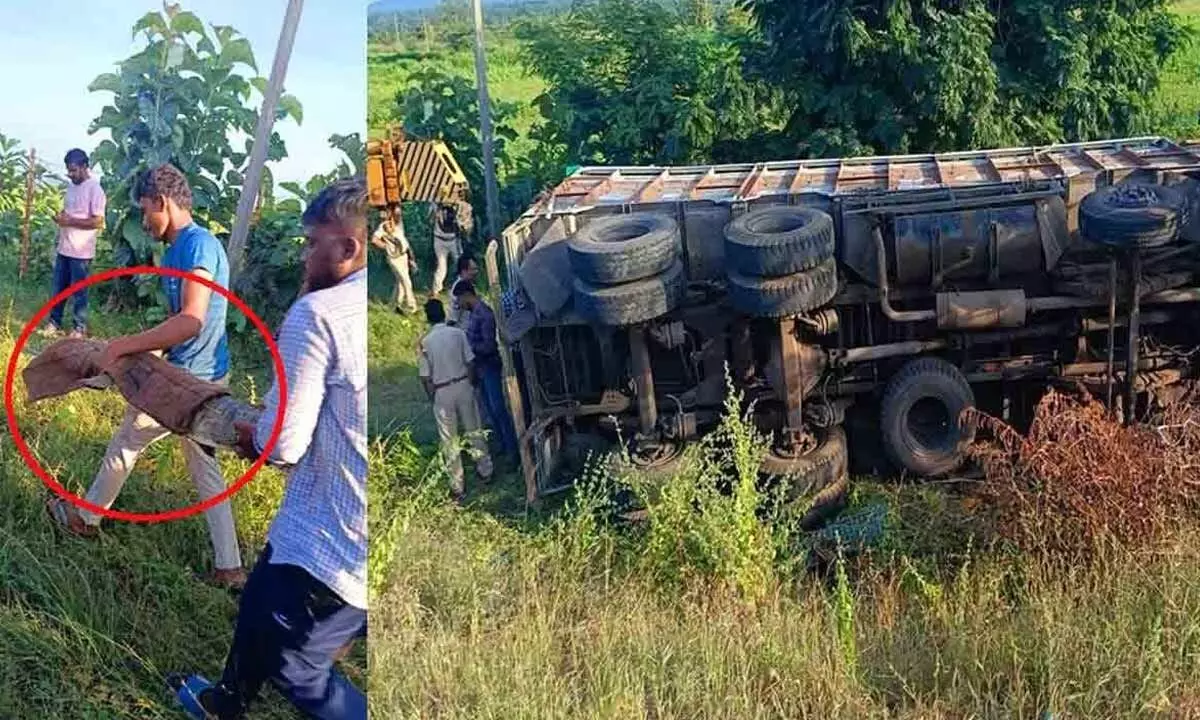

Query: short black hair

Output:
[135, 164, 192, 210]
[64, 149, 89, 168]
[456, 255, 475, 275]
[425, 297, 446, 324]
[452, 281, 477, 298]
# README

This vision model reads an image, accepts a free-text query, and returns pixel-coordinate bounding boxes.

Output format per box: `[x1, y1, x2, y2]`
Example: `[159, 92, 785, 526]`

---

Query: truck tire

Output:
[724, 206, 835, 277]
[574, 259, 686, 326]
[1079, 183, 1187, 249]
[567, 213, 680, 285]
[760, 425, 850, 529]
[880, 357, 976, 478]
[727, 257, 838, 318]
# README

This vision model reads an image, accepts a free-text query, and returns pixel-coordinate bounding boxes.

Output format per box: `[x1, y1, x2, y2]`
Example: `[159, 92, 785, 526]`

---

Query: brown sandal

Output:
[45, 497, 100, 538]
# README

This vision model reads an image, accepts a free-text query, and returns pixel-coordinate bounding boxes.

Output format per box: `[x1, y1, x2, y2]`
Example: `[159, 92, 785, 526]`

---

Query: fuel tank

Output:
[841, 196, 1069, 288]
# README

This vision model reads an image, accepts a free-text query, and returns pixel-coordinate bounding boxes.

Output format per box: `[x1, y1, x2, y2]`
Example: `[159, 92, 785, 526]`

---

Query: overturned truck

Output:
[497, 137, 1200, 524]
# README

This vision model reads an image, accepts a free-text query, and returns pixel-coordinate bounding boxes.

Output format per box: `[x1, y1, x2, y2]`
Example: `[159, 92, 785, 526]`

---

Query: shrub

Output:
[967, 386, 1200, 555]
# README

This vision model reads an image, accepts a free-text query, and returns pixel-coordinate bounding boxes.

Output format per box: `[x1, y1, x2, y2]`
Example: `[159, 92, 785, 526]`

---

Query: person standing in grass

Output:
[453, 281, 518, 465]
[419, 296, 493, 501]
[170, 177, 367, 720]
[429, 202, 462, 296]
[44, 163, 245, 591]
[41, 148, 105, 339]
[370, 209, 417, 314]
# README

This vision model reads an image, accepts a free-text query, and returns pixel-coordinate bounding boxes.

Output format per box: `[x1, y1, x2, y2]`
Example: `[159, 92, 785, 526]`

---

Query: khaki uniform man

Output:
[418, 298, 493, 499]
[371, 215, 417, 314]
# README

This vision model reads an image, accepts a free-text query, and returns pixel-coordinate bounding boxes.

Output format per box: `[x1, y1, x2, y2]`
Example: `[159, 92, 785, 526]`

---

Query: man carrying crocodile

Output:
[169, 176, 368, 719]
[45, 163, 245, 591]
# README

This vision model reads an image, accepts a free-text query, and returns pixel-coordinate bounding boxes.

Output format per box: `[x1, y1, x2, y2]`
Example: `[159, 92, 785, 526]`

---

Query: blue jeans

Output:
[48, 253, 91, 331]
[206, 544, 367, 719]
[479, 358, 518, 458]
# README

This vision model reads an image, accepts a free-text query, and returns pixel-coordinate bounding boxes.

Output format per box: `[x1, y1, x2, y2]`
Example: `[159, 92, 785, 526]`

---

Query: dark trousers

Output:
[207, 544, 367, 719]
[479, 358, 518, 458]
[48, 253, 90, 330]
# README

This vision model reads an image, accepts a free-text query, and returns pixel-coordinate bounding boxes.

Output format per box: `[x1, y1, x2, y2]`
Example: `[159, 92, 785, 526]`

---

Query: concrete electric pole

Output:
[470, 0, 502, 241]
[227, 0, 304, 284]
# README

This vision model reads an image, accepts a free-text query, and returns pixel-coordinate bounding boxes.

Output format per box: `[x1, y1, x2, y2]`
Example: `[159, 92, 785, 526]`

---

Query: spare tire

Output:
[880, 357, 976, 478]
[1079, 183, 1187, 250]
[727, 257, 838, 318]
[567, 213, 680, 285]
[724, 205, 835, 277]
[574, 259, 686, 326]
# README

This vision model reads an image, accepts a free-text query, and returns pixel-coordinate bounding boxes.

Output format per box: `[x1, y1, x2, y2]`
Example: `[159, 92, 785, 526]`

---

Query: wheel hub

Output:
[631, 440, 681, 469]
[773, 428, 816, 459]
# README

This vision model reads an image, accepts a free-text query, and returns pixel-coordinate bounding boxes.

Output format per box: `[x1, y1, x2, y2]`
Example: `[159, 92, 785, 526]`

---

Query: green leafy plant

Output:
[234, 134, 367, 333]
[745, 0, 1188, 156]
[86, 3, 303, 307]
[395, 66, 518, 240]
[0, 133, 64, 278]
[515, 0, 786, 166]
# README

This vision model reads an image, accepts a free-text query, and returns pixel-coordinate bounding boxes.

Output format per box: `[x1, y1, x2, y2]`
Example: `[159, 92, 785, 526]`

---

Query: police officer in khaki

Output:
[371, 211, 417, 314]
[418, 298, 493, 500]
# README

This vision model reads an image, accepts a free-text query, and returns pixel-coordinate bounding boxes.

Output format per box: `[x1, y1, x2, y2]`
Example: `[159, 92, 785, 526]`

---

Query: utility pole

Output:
[19, 148, 35, 280]
[227, 0, 304, 285]
[470, 0, 501, 242]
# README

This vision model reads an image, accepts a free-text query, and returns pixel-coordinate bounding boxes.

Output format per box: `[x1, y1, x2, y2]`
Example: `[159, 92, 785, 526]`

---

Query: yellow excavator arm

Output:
[366, 126, 470, 212]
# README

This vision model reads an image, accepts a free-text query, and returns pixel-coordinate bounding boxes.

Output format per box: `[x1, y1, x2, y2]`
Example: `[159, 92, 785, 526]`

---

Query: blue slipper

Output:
[167, 673, 215, 719]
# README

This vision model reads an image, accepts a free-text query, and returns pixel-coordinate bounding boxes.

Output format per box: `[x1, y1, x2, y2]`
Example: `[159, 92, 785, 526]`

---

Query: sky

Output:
[0, 0, 366, 184]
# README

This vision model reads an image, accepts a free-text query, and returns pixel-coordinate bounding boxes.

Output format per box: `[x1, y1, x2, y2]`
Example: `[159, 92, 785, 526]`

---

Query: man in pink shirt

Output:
[43, 148, 105, 338]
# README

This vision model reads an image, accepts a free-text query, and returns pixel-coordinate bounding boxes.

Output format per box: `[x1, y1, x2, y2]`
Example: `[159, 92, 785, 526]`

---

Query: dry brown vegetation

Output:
[967, 386, 1200, 554]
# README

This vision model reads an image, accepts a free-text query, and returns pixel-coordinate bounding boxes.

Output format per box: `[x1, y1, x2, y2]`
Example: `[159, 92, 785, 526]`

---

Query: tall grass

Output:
[0, 251, 365, 717]
[368, 406, 1200, 718]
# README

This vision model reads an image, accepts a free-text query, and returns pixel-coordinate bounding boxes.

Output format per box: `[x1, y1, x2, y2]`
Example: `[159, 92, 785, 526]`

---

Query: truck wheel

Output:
[727, 257, 838, 318]
[567, 213, 680, 285]
[1079, 183, 1187, 249]
[761, 425, 850, 529]
[880, 357, 976, 478]
[574, 259, 686, 326]
[724, 205, 835, 277]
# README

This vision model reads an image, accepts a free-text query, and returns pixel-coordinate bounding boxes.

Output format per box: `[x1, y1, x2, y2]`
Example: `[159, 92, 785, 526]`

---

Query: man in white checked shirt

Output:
[169, 178, 368, 720]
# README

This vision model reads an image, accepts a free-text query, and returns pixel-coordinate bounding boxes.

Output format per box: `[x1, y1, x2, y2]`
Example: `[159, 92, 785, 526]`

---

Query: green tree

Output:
[515, 0, 785, 166]
[0, 133, 63, 275]
[86, 3, 302, 305]
[395, 66, 518, 241]
[745, 0, 1188, 157]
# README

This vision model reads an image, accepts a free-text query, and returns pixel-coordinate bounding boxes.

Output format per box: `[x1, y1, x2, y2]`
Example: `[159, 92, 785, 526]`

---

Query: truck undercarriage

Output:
[498, 137, 1200, 523]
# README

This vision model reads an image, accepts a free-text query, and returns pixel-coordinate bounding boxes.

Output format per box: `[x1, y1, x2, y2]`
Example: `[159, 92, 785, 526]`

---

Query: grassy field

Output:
[365, 3, 1200, 719]
[0, 251, 366, 717]
[367, 31, 545, 173]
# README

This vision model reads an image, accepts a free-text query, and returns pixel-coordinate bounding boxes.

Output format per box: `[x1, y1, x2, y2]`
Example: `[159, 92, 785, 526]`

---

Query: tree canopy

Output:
[745, 0, 1188, 157]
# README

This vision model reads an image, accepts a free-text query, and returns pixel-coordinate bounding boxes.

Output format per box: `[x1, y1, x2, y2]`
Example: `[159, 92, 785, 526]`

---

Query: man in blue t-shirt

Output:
[45, 163, 245, 590]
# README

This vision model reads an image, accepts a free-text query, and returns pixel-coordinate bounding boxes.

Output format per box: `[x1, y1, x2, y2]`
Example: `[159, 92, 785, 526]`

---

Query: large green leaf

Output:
[88, 73, 123, 95]
[277, 94, 304, 125]
[220, 37, 258, 72]
[131, 11, 167, 40]
[169, 11, 206, 37]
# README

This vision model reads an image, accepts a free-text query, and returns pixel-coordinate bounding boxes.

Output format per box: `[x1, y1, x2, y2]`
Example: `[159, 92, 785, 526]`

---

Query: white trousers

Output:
[386, 252, 416, 312]
[431, 238, 460, 297]
[79, 378, 242, 571]
[433, 379, 493, 494]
